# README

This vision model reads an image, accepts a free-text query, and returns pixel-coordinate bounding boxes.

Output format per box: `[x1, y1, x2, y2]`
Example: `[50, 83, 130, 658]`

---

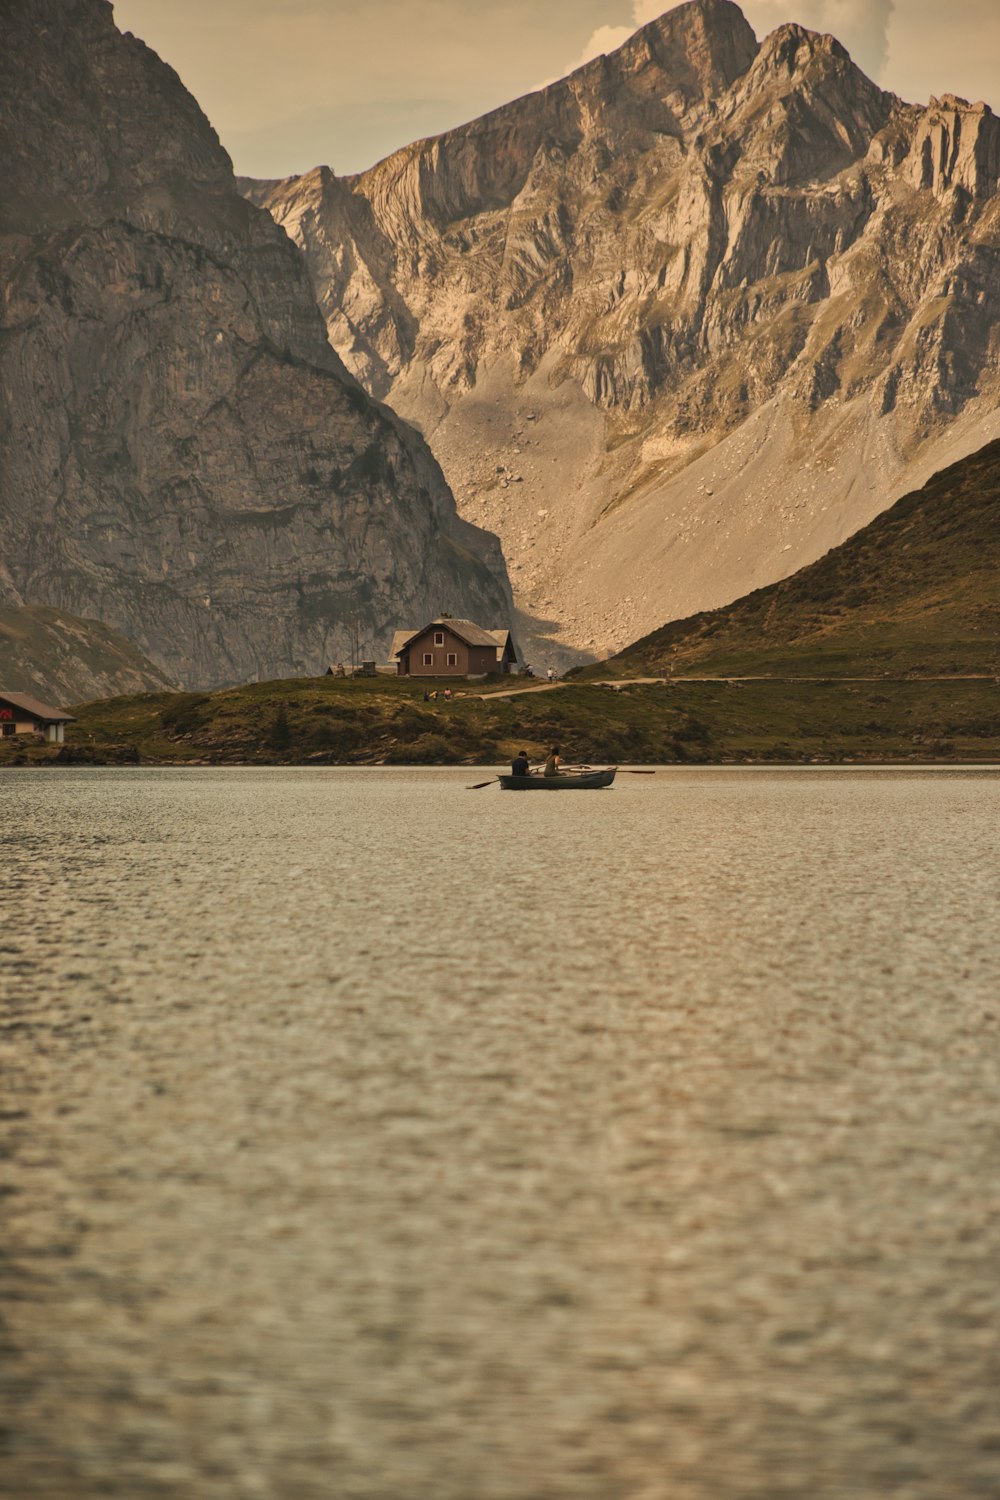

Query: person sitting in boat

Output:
[543, 746, 561, 777]
[511, 749, 530, 777]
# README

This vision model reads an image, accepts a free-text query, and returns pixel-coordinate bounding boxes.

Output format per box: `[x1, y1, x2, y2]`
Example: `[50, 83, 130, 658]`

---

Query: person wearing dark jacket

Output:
[511, 750, 530, 777]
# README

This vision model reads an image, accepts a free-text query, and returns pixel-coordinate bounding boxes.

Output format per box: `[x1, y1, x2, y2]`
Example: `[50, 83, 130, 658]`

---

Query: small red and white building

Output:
[0, 691, 75, 744]
[391, 617, 518, 677]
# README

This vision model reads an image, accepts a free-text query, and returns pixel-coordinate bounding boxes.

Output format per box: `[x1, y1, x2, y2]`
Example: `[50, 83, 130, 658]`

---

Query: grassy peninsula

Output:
[0, 672, 997, 767]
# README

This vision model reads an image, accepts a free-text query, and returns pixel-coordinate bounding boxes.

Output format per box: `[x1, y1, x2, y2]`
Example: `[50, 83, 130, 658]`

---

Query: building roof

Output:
[394, 618, 508, 654]
[389, 630, 415, 661]
[0, 690, 76, 721]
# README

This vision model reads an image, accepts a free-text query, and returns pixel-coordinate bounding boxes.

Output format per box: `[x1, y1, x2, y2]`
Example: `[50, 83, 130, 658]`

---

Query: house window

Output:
[446, 653, 457, 666]
[423, 653, 434, 666]
[434, 632, 444, 646]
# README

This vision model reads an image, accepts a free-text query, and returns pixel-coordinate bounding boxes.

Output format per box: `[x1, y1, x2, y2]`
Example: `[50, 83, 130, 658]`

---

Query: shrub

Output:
[683, 715, 713, 744]
[311, 720, 363, 754]
[266, 704, 292, 751]
[160, 693, 211, 736]
[391, 708, 441, 740]
[384, 732, 462, 763]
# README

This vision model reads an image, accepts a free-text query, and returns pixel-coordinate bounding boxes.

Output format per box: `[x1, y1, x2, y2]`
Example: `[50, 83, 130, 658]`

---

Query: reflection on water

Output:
[2, 767, 999, 1499]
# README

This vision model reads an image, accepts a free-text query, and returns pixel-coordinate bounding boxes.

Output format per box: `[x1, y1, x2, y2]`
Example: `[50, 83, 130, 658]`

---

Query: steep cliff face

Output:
[0, 0, 511, 690]
[248, 0, 1000, 662]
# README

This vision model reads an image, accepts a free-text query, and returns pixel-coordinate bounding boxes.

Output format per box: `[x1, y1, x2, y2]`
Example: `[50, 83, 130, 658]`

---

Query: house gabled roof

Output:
[389, 630, 416, 660]
[393, 617, 507, 654]
[0, 690, 75, 722]
[487, 629, 517, 657]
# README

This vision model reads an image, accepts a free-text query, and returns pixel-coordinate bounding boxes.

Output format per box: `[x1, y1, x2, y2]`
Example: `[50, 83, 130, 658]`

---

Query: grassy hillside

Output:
[0, 673, 997, 767]
[0, 605, 173, 701]
[597, 439, 1000, 679]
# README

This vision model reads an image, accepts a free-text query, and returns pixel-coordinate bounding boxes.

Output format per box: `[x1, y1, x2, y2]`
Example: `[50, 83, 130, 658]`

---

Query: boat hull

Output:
[498, 768, 616, 790]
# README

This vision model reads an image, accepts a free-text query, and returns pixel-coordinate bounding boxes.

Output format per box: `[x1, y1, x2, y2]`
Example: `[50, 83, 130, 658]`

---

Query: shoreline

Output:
[2, 676, 997, 770]
[3, 757, 999, 771]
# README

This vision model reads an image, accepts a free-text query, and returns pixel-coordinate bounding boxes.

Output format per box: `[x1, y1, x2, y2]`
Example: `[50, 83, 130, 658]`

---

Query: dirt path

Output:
[478, 681, 566, 700]
[481, 674, 998, 699]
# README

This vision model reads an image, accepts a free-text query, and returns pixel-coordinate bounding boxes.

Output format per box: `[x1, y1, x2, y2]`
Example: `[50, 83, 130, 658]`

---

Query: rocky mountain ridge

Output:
[247, 0, 1000, 664]
[0, 0, 512, 691]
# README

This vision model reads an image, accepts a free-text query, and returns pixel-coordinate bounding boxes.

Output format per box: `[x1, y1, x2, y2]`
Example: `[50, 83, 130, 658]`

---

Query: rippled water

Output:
[2, 767, 999, 1500]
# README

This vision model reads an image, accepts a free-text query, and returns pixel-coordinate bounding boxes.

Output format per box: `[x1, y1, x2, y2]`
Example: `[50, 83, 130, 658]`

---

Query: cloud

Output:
[741, 0, 895, 78]
[564, 1, 664, 75]
[563, 21, 634, 72]
[630, 0, 670, 21]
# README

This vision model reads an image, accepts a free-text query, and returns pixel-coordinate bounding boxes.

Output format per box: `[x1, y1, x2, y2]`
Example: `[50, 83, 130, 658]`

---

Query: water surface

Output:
[2, 768, 999, 1499]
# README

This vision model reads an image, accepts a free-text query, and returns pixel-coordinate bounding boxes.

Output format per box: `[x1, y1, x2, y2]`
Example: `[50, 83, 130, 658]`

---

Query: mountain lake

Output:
[2, 766, 998, 1500]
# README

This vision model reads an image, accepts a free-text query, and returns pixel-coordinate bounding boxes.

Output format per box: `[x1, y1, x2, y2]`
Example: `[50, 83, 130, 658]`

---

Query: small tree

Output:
[267, 703, 292, 751]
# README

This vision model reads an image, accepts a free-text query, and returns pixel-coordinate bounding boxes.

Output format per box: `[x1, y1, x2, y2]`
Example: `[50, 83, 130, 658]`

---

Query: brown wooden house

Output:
[392, 618, 517, 677]
[0, 690, 75, 743]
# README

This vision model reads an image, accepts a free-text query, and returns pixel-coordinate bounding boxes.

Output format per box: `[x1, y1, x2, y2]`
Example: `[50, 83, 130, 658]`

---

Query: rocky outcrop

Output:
[247, 0, 1000, 663]
[0, 0, 511, 689]
[902, 96, 1000, 199]
[0, 606, 174, 703]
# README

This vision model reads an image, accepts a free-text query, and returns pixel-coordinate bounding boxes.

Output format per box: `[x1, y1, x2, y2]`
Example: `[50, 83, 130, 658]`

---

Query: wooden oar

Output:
[467, 777, 499, 789]
[575, 765, 656, 776]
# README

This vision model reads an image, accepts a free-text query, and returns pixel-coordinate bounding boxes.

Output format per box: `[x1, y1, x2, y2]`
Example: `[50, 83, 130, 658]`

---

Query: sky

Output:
[111, 0, 1000, 179]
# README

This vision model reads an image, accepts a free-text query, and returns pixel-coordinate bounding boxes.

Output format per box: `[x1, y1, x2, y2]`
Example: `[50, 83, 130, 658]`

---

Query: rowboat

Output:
[498, 767, 617, 791]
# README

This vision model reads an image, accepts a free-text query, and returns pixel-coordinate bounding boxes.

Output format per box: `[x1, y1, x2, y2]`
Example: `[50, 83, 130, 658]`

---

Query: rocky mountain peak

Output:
[3, 0, 232, 228]
[340, 0, 758, 246]
[755, 20, 846, 73]
[593, 0, 759, 116]
[247, 1, 1000, 665]
[725, 20, 895, 185]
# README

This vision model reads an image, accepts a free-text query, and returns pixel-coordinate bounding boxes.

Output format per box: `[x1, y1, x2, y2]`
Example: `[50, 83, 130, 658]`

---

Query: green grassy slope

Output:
[1, 674, 997, 767]
[598, 439, 1000, 678]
